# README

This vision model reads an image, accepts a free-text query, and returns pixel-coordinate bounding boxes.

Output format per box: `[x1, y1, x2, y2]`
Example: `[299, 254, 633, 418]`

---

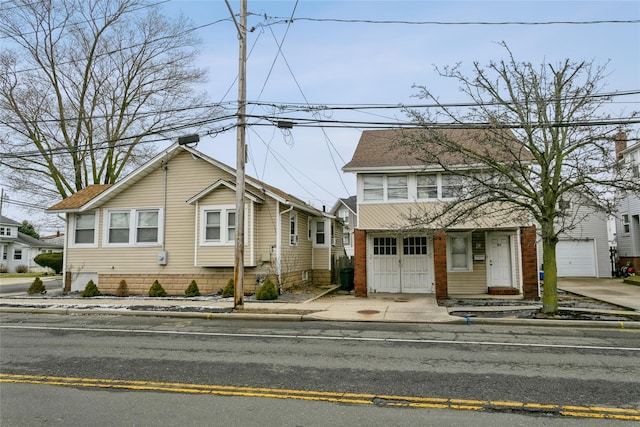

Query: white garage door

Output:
[556, 240, 596, 277]
[369, 235, 434, 293]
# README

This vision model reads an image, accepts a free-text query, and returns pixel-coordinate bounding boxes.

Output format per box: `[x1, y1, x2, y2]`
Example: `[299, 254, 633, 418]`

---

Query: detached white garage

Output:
[556, 240, 597, 277]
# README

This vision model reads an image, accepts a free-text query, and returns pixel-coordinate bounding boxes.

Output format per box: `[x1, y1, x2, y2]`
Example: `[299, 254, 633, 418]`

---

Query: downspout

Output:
[162, 159, 168, 252]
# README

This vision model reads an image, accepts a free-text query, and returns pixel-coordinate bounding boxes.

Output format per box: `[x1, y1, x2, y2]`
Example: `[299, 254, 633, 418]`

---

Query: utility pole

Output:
[230, 0, 247, 309]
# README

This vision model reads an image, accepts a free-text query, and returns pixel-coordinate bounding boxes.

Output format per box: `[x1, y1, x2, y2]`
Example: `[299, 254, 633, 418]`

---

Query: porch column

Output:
[433, 230, 448, 300]
[520, 225, 539, 300]
[354, 229, 367, 297]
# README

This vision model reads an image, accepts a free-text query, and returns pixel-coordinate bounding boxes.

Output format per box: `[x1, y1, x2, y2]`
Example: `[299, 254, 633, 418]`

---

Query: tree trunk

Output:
[541, 230, 559, 314]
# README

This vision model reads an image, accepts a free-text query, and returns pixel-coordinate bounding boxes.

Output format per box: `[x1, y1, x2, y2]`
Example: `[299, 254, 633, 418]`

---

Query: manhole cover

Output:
[357, 310, 380, 315]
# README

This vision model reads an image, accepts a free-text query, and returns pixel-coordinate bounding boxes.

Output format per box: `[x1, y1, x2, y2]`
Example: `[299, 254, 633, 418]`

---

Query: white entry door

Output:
[487, 234, 513, 287]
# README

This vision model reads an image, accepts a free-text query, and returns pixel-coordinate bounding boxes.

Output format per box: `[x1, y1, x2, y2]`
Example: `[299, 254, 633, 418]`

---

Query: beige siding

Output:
[359, 202, 528, 230]
[448, 232, 488, 294]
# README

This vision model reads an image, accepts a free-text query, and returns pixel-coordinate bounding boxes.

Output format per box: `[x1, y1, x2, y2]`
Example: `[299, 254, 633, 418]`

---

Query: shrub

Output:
[34, 252, 63, 274]
[0, 265, 8, 273]
[221, 279, 234, 298]
[115, 280, 129, 297]
[81, 280, 101, 297]
[15, 265, 28, 273]
[148, 280, 167, 297]
[185, 280, 201, 297]
[256, 278, 278, 300]
[27, 277, 46, 294]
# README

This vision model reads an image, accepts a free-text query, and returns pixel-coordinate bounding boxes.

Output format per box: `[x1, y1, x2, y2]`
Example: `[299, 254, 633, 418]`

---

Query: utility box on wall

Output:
[157, 251, 167, 266]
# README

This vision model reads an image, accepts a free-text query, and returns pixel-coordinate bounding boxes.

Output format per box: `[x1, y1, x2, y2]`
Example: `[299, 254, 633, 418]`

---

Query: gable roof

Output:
[343, 128, 532, 172]
[46, 184, 112, 212]
[46, 144, 332, 218]
[0, 215, 21, 226]
[15, 231, 63, 249]
[331, 196, 357, 215]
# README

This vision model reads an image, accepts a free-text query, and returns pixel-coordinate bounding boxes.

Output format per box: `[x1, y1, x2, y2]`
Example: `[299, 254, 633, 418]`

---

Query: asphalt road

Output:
[1, 313, 639, 425]
[0, 278, 62, 296]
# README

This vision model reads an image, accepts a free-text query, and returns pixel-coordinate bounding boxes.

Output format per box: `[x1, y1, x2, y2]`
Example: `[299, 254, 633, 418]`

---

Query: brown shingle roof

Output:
[343, 128, 532, 170]
[47, 184, 112, 211]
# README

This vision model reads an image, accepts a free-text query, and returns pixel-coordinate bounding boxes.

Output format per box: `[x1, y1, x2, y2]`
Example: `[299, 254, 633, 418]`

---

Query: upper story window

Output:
[417, 175, 438, 199]
[338, 209, 349, 225]
[73, 212, 97, 246]
[441, 174, 463, 199]
[0, 227, 12, 236]
[202, 206, 235, 245]
[290, 212, 298, 245]
[363, 175, 408, 202]
[105, 208, 161, 246]
[315, 220, 325, 245]
[628, 150, 639, 177]
[622, 214, 630, 234]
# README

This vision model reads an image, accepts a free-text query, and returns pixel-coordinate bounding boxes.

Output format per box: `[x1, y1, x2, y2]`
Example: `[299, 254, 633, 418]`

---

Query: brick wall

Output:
[520, 225, 539, 300]
[433, 231, 448, 300]
[354, 229, 367, 297]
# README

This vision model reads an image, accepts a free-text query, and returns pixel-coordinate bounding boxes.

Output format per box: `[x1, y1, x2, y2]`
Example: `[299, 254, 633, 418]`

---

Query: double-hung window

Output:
[448, 233, 472, 272]
[363, 175, 384, 201]
[290, 212, 298, 245]
[387, 176, 408, 200]
[417, 175, 438, 199]
[315, 221, 325, 245]
[202, 206, 235, 245]
[13, 248, 22, 260]
[105, 208, 161, 246]
[74, 212, 97, 246]
[622, 214, 630, 234]
[442, 174, 462, 199]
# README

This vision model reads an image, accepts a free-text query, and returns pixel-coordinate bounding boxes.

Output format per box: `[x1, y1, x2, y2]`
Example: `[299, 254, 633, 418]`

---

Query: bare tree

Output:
[0, 0, 218, 203]
[403, 43, 639, 314]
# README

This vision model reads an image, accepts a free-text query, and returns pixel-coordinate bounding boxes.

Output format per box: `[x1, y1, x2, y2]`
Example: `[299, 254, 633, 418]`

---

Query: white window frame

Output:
[200, 205, 235, 246]
[441, 174, 463, 199]
[103, 208, 163, 247]
[417, 174, 438, 200]
[71, 212, 98, 248]
[314, 219, 329, 247]
[447, 232, 473, 272]
[387, 175, 408, 200]
[290, 212, 298, 246]
[13, 248, 22, 260]
[363, 175, 384, 201]
[622, 213, 630, 234]
[343, 232, 352, 247]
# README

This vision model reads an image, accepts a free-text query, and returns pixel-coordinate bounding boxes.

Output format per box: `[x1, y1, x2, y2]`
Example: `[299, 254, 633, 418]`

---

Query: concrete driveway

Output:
[558, 277, 640, 311]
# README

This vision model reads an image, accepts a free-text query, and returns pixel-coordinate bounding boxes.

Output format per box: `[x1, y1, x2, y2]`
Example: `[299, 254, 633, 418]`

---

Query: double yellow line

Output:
[2, 373, 639, 421]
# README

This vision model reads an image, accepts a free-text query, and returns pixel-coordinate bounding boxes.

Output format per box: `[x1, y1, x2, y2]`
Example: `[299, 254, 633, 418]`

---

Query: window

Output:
[448, 233, 472, 272]
[74, 213, 96, 245]
[339, 209, 349, 225]
[13, 249, 22, 260]
[1, 245, 6, 260]
[442, 175, 462, 198]
[203, 207, 235, 244]
[108, 211, 130, 244]
[417, 175, 438, 199]
[403, 236, 428, 255]
[343, 232, 352, 246]
[136, 210, 159, 243]
[316, 221, 325, 245]
[387, 176, 408, 200]
[0, 227, 11, 236]
[622, 214, 630, 234]
[105, 208, 161, 246]
[290, 212, 298, 245]
[373, 237, 397, 255]
[363, 175, 383, 201]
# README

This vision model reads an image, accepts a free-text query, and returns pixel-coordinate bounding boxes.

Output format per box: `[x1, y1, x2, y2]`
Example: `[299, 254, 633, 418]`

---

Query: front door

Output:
[487, 233, 513, 287]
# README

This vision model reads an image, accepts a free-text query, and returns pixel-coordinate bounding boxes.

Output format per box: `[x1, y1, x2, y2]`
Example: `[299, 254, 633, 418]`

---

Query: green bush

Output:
[221, 279, 234, 298]
[34, 252, 63, 274]
[81, 280, 101, 297]
[148, 280, 167, 297]
[27, 277, 46, 294]
[115, 279, 129, 297]
[15, 265, 28, 273]
[185, 280, 201, 297]
[256, 278, 278, 300]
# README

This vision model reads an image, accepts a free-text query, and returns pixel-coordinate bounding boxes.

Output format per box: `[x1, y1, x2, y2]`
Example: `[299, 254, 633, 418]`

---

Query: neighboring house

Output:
[342, 128, 538, 300]
[536, 195, 612, 278]
[331, 196, 357, 257]
[614, 132, 640, 272]
[41, 231, 65, 247]
[0, 215, 63, 273]
[46, 143, 341, 294]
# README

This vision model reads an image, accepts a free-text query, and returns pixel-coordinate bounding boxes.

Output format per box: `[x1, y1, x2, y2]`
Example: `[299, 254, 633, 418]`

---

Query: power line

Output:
[277, 17, 640, 26]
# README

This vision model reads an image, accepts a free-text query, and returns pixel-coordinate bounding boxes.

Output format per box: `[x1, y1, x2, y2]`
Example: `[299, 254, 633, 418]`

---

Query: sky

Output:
[2, 0, 639, 234]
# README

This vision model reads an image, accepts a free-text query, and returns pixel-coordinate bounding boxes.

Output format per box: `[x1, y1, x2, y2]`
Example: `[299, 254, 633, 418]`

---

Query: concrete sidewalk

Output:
[0, 276, 638, 327]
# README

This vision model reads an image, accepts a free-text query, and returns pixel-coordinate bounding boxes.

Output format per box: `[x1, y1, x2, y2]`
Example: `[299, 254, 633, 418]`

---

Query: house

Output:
[614, 132, 640, 272]
[331, 196, 357, 257]
[342, 128, 538, 300]
[0, 215, 63, 273]
[46, 143, 342, 294]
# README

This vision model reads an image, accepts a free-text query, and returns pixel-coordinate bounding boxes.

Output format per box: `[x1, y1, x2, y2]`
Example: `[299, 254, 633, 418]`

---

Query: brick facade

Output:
[354, 229, 367, 297]
[520, 225, 539, 300]
[433, 230, 448, 300]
